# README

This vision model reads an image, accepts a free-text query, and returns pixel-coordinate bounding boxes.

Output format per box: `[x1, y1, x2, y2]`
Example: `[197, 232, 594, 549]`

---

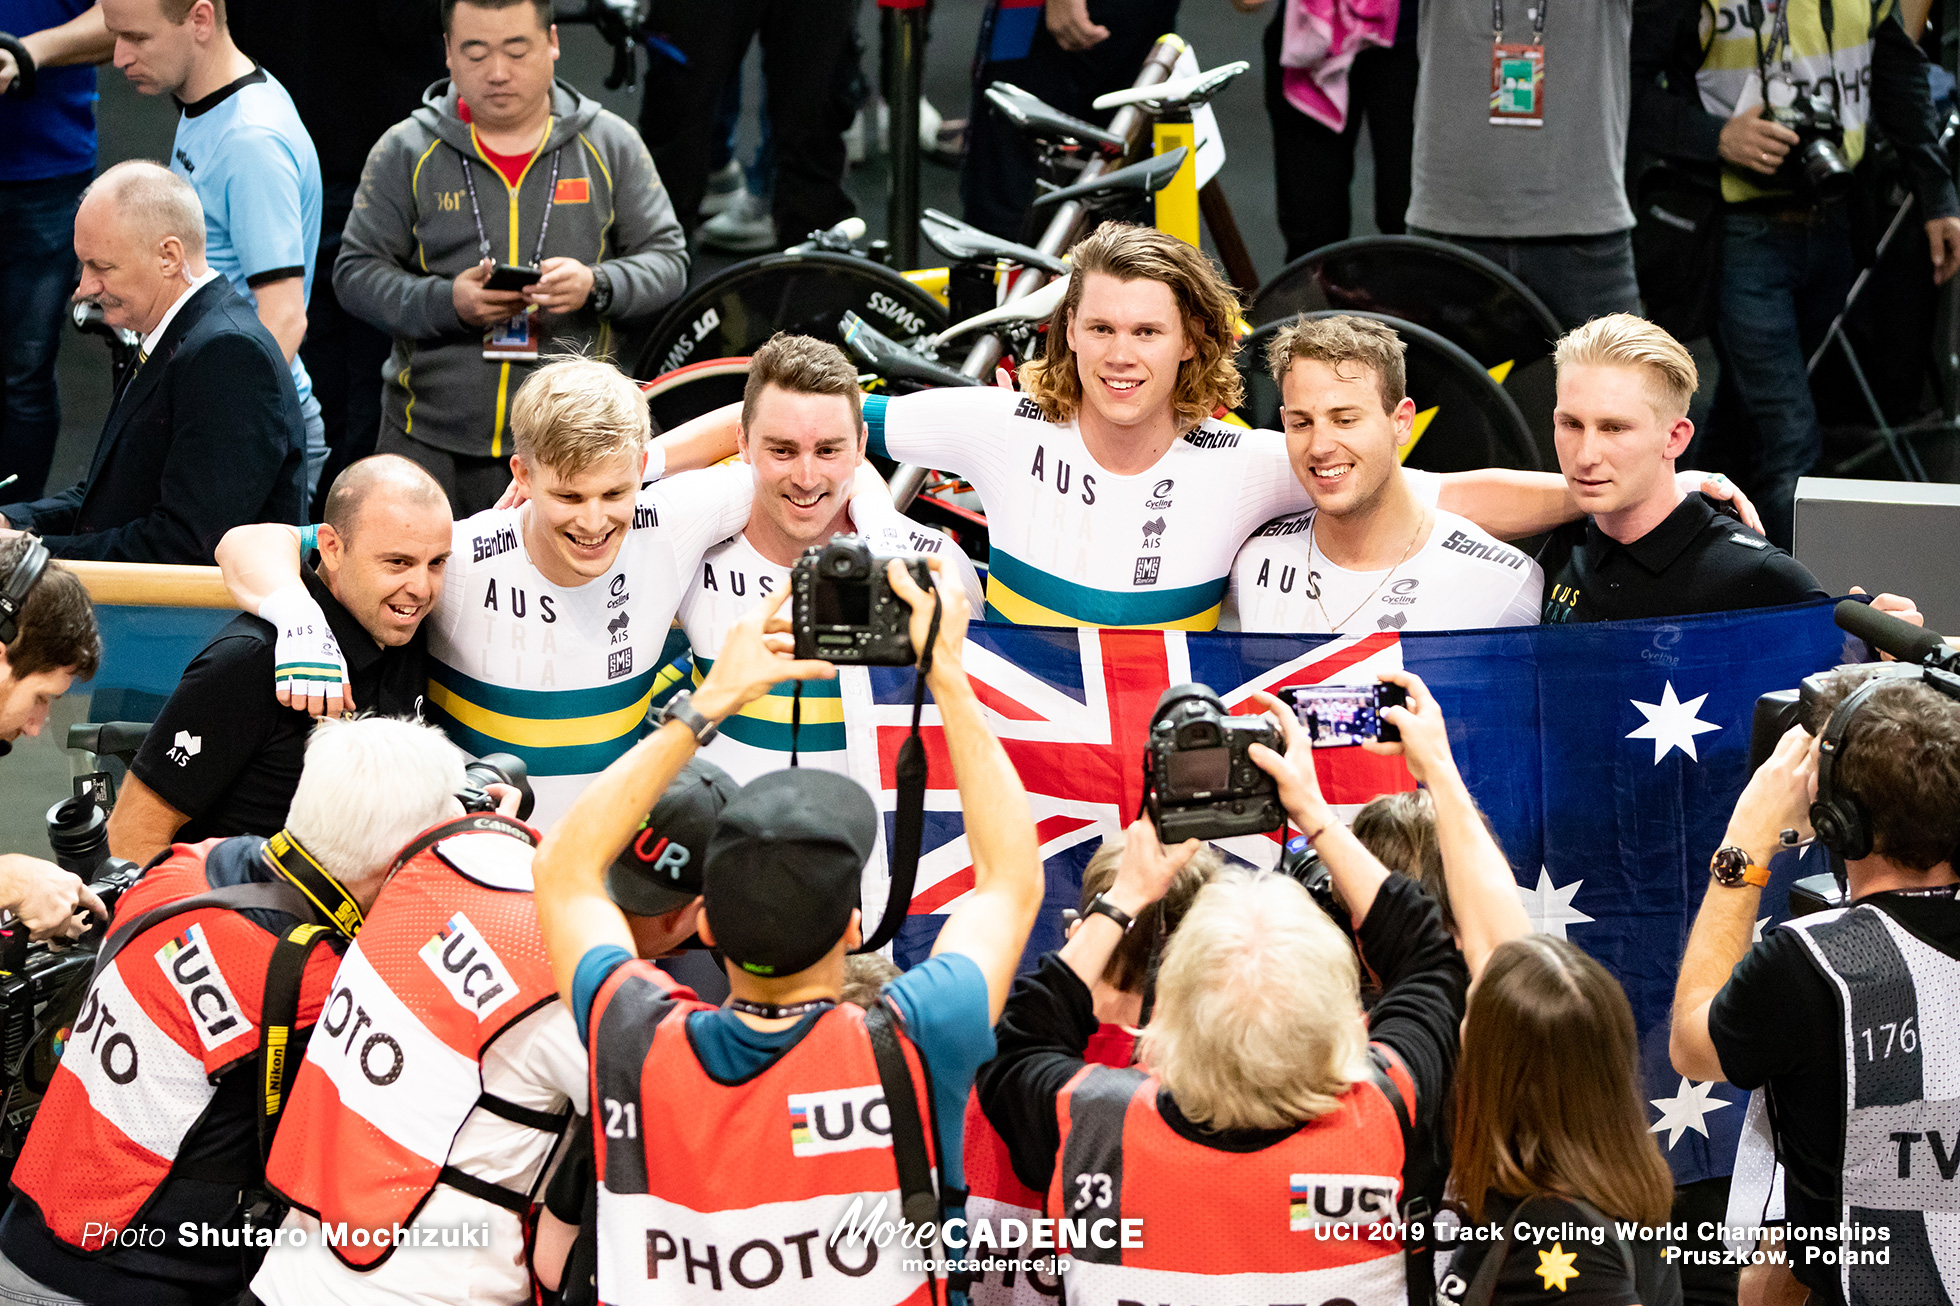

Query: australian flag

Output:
[857, 600, 1853, 1185]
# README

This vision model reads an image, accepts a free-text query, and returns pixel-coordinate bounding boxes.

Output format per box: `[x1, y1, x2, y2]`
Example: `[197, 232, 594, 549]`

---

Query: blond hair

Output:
[1553, 314, 1699, 420]
[1079, 832, 1222, 994]
[1265, 314, 1407, 415]
[1137, 870, 1370, 1131]
[742, 332, 864, 431]
[1020, 222, 1244, 432]
[511, 356, 650, 475]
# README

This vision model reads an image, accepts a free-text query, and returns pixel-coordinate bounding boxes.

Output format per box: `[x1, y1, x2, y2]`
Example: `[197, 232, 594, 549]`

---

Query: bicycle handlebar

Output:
[841, 312, 982, 390]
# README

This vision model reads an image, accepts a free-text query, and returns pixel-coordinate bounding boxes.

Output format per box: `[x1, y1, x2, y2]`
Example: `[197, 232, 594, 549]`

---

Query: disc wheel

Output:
[634, 253, 950, 380]
[640, 357, 751, 435]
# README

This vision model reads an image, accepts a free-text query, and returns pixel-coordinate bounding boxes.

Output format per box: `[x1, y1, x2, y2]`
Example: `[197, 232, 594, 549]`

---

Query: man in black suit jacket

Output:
[0, 161, 305, 563]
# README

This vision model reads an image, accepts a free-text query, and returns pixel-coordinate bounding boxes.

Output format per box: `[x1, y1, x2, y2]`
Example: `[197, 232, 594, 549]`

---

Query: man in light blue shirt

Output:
[101, 0, 325, 500]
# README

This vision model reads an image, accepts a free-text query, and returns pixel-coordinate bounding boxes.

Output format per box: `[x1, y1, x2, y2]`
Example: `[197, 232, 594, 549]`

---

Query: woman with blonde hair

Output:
[1441, 935, 1682, 1306]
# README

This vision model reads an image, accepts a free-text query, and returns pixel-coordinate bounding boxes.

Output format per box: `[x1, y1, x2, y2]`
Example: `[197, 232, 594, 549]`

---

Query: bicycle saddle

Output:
[1092, 61, 1249, 113]
[934, 277, 1070, 346]
[1029, 146, 1187, 213]
[919, 209, 1070, 276]
[841, 312, 981, 389]
[67, 722, 153, 763]
[985, 82, 1126, 156]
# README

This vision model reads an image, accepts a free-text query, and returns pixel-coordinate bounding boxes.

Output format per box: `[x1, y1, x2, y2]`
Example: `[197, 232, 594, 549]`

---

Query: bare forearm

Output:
[1058, 913, 1125, 990]
[1429, 770, 1531, 975]
[105, 775, 187, 866]
[253, 278, 308, 364]
[533, 722, 697, 1001]
[1436, 469, 1576, 541]
[938, 674, 1040, 908]
[23, 6, 112, 67]
[214, 523, 303, 610]
[654, 402, 742, 475]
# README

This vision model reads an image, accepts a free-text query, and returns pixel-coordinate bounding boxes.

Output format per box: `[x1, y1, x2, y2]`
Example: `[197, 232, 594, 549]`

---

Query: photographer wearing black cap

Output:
[534, 559, 1043, 1306]
[1672, 665, 1960, 1304]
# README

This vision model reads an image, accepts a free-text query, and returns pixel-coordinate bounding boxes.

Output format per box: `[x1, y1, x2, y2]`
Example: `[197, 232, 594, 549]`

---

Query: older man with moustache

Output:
[0, 160, 305, 562]
[109, 455, 451, 863]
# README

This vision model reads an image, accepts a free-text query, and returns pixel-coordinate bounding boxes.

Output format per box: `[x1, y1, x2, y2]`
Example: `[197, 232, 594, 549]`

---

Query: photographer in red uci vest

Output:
[0, 716, 468, 1306]
[532, 563, 1045, 1306]
[978, 694, 1468, 1306]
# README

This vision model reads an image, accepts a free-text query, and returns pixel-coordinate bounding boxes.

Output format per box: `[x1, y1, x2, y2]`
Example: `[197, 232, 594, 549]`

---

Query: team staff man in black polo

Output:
[1537, 314, 1826, 622]
[106, 456, 450, 864]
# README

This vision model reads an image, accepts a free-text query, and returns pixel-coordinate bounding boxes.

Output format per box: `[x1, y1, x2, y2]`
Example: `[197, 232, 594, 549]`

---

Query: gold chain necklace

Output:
[1307, 508, 1429, 633]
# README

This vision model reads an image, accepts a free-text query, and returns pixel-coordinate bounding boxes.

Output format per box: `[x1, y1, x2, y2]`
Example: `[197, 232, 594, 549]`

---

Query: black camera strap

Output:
[865, 997, 941, 1305]
[856, 592, 942, 956]
[262, 828, 364, 940]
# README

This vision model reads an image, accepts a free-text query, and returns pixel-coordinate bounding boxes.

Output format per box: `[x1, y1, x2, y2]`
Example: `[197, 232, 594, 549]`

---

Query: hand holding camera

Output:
[694, 585, 839, 725]
[1245, 689, 1336, 838]
[1144, 685, 1285, 843]
[0, 855, 105, 943]
[791, 533, 935, 666]
[1106, 818, 1202, 919]
[886, 554, 972, 692]
[1727, 724, 1817, 864]
[1361, 670, 1457, 787]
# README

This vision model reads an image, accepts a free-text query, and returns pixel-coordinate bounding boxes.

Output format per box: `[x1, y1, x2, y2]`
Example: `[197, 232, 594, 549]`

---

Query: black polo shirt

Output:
[1537, 492, 1826, 623]
[129, 566, 427, 839]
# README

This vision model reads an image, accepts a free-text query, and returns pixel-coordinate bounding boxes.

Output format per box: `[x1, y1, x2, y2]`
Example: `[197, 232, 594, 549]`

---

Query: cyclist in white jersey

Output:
[214, 358, 747, 826]
[659, 223, 1765, 632]
[1222, 316, 1544, 635]
[673, 335, 981, 784]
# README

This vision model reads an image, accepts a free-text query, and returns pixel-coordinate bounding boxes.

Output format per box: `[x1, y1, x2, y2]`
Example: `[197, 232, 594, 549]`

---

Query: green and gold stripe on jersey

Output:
[424, 659, 660, 776]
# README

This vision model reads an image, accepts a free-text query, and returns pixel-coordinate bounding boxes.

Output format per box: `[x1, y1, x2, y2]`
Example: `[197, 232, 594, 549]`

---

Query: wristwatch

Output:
[659, 691, 719, 746]
[1710, 845, 1770, 889]
[1085, 893, 1136, 933]
[585, 266, 613, 315]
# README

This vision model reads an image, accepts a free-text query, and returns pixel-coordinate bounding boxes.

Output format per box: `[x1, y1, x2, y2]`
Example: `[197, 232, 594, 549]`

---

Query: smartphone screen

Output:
[1278, 685, 1384, 749]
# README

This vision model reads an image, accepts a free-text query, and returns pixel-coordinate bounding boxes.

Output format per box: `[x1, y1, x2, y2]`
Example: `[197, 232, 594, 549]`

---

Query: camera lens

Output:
[1801, 140, 1854, 197]
[46, 795, 110, 882]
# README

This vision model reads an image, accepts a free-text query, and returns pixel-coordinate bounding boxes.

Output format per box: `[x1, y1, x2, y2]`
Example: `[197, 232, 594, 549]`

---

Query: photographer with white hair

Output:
[0, 716, 469, 1306]
[977, 694, 1468, 1305]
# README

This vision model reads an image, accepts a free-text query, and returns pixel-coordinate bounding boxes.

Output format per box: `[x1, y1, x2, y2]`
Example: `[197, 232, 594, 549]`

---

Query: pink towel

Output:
[1280, 0, 1399, 133]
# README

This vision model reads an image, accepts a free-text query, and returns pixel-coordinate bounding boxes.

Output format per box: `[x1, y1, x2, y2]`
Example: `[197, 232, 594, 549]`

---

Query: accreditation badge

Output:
[1489, 43, 1545, 127]
[483, 309, 539, 362]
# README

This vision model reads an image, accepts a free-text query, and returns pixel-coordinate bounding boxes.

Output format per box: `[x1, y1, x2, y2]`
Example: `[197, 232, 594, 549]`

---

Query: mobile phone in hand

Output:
[1277, 684, 1410, 748]
[485, 262, 542, 292]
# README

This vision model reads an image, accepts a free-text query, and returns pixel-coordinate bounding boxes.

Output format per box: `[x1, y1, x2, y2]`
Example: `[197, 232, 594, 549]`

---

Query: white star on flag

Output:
[1649, 1076, 1733, 1149]
[1517, 868, 1594, 941]
[1627, 681, 1721, 764]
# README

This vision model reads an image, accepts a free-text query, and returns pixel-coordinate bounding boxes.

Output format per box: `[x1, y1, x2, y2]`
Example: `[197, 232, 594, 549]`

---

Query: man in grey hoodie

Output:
[336, 0, 688, 515]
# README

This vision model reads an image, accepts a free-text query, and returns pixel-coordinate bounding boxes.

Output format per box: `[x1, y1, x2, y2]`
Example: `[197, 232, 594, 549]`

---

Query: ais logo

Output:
[419, 912, 518, 1019]
[1288, 1173, 1401, 1231]
[786, 1084, 891, 1158]
[156, 924, 245, 1050]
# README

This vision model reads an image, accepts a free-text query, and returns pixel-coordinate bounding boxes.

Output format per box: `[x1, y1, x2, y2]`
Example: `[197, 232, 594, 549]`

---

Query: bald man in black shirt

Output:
[1534, 315, 1826, 624]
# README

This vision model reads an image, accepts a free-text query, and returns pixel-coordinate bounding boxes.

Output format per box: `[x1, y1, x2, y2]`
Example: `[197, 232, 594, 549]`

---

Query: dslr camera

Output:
[458, 752, 535, 821]
[1765, 89, 1853, 199]
[792, 534, 932, 666]
[1143, 684, 1285, 843]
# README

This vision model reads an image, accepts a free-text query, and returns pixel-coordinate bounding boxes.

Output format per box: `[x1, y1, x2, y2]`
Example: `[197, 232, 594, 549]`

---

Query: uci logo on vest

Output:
[787, 1084, 891, 1158]
[1287, 1173, 1401, 1231]
[419, 912, 518, 1019]
[154, 923, 245, 1051]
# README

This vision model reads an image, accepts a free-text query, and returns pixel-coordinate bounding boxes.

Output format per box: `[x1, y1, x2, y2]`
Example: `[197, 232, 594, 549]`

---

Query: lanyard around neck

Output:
[1492, 0, 1547, 43]
[457, 123, 563, 266]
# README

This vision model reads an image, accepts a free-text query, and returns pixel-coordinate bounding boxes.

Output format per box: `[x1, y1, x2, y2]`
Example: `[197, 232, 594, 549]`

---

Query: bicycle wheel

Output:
[641, 357, 751, 435]
[634, 253, 950, 380]
[1251, 236, 1562, 465]
[1236, 312, 1543, 474]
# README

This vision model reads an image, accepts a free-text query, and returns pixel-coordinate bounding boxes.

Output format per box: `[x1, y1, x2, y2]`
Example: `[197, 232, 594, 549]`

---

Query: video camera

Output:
[1142, 684, 1285, 843]
[1753, 601, 1960, 915]
[791, 534, 933, 666]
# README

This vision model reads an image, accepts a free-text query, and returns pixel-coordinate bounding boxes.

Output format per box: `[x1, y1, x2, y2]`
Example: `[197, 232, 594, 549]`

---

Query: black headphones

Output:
[0, 537, 49, 648]
[1810, 666, 1960, 863]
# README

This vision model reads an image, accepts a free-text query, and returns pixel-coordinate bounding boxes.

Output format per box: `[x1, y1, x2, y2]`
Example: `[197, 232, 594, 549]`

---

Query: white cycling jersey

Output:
[1221, 496, 1544, 635]
[676, 496, 983, 785]
[864, 387, 1308, 629]
[423, 464, 753, 826]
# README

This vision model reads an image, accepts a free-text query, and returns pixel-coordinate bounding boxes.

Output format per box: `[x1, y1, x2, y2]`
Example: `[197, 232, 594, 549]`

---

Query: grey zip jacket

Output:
[335, 77, 687, 458]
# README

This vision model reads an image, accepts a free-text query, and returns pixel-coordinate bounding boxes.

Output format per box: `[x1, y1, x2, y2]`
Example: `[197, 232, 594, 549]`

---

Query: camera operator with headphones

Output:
[1672, 662, 1960, 1305]
[0, 535, 108, 942]
[1630, 0, 1960, 551]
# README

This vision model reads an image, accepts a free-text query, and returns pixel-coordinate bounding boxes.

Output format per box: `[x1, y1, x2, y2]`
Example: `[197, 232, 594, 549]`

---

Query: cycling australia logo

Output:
[1145, 478, 1174, 510]
[607, 574, 630, 609]
[1382, 578, 1420, 607]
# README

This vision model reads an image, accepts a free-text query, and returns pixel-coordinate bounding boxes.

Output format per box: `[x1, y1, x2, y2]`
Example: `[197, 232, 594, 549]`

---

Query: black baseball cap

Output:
[607, 757, 739, 915]
[702, 770, 878, 977]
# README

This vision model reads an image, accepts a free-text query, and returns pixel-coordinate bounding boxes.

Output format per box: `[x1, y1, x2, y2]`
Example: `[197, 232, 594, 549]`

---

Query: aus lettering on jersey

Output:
[1440, 529, 1528, 573]
[699, 562, 779, 600]
[155, 924, 246, 1051]
[1028, 445, 1097, 505]
[481, 580, 557, 623]
[1250, 558, 1321, 600]
[418, 912, 518, 1020]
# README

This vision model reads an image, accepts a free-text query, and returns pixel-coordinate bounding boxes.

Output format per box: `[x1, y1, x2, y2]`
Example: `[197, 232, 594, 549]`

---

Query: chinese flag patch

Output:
[554, 177, 590, 204]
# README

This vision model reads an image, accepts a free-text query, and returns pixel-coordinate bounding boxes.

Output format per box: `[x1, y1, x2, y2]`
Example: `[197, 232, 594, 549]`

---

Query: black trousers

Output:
[1264, 14, 1418, 265]
[639, 0, 859, 246]
[959, 0, 1182, 242]
[304, 184, 394, 521]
